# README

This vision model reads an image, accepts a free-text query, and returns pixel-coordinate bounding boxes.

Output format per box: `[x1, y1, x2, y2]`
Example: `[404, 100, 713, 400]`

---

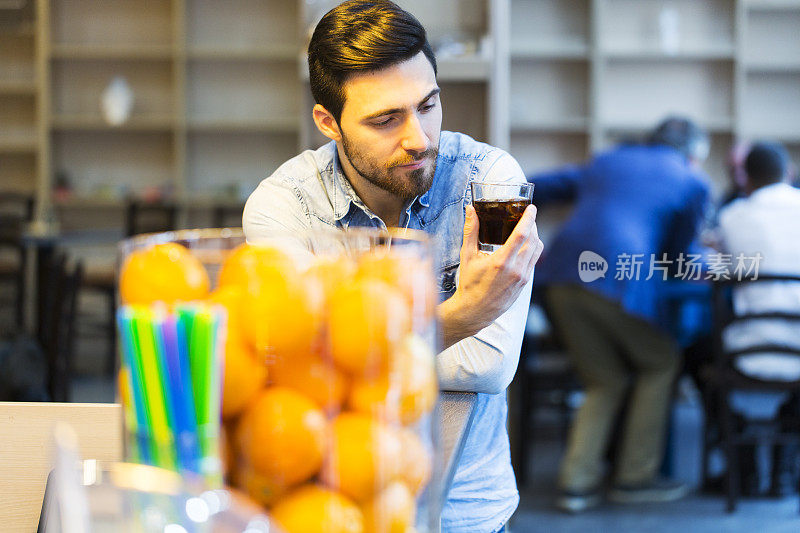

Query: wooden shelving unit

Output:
[0, 0, 798, 231]
[509, 0, 800, 203]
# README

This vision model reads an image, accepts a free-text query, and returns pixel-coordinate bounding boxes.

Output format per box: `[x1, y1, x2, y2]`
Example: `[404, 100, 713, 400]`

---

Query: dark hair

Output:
[307, 0, 437, 124]
[646, 116, 709, 161]
[745, 141, 789, 188]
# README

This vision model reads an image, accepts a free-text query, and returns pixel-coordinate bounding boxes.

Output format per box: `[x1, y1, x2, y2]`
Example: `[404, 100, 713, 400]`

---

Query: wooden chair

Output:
[512, 304, 580, 487]
[702, 274, 800, 512]
[38, 253, 83, 403]
[0, 192, 35, 329]
[0, 401, 122, 533]
[81, 199, 177, 376]
[212, 202, 245, 229]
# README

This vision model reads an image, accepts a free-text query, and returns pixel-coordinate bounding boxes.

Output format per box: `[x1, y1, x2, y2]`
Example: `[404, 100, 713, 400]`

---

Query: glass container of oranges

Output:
[116, 227, 439, 533]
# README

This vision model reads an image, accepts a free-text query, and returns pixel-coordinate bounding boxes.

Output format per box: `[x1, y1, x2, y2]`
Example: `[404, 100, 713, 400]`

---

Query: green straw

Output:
[123, 309, 157, 465]
[133, 306, 176, 470]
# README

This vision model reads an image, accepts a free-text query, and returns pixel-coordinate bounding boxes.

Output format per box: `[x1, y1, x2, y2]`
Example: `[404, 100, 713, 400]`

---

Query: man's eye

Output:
[373, 117, 394, 127]
[420, 102, 436, 112]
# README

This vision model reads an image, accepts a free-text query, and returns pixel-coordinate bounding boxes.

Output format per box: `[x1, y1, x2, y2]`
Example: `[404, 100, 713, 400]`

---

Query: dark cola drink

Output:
[473, 199, 529, 246]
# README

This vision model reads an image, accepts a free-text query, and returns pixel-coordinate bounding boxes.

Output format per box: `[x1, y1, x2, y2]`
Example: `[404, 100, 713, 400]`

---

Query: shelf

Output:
[54, 196, 126, 209]
[0, 23, 35, 37]
[511, 117, 589, 134]
[745, 60, 800, 72]
[187, 118, 298, 133]
[186, 44, 297, 61]
[435, 56, 492, 81]
[511, 42, 588, 60]
[603, 117, 733, 134]
[603, 46, 735, 61]
[51, 115, 176, 131]
[50, 44, 174, 60]
[746, 0, 800, 11]
[0, 137, 38, 154]
[0, 80, 36, 95]
[298, 54, 492, 82]
[739, 130, 800, 143]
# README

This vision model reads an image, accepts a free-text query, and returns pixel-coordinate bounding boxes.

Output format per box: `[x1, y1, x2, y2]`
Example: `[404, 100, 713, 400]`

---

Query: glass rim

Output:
[118, 227, 245, 254]
[118, 225, 435, 254]
[470, 180, 534, 189]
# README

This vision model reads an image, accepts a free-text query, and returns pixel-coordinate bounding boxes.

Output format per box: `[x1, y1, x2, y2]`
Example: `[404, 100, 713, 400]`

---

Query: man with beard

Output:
[243, 1, 542, 531]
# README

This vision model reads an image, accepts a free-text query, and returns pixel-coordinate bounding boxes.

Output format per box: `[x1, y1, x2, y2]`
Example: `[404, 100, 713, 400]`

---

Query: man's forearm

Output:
[436, 277, 533, 393]
[437, 294, 492, 350]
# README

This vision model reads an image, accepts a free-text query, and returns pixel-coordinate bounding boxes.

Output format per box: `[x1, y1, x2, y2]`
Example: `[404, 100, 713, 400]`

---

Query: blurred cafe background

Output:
[2, 0, 800, 531]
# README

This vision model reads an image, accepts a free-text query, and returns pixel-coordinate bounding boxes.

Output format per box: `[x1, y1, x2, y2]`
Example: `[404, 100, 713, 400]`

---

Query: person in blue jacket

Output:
[529, 117, 711, 512]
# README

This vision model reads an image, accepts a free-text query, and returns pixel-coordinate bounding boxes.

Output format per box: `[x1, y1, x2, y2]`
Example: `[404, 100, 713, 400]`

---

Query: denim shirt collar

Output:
[324, 141, 430, 227]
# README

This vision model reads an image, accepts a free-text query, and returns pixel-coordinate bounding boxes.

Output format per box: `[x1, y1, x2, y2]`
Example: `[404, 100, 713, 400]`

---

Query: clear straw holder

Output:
[116, 228, 246, 487]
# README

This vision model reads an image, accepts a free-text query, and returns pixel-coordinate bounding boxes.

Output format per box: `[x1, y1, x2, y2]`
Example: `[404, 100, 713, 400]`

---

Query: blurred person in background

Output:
[716, 141, 800, 496]
[720, 140, 751, 209]
[527, 116, 711, 512]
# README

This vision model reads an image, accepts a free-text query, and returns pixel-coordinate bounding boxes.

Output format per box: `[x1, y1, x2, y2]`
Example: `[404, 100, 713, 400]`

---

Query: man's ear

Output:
[313, 104, 342, 142]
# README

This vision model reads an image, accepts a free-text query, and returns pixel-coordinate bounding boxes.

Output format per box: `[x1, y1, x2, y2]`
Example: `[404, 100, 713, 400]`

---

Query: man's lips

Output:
[397, 159, 427, 170]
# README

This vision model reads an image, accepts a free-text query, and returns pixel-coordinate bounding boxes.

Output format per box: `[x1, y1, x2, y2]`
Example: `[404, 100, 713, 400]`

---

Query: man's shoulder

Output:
[437, 131, 522, 183]
[259, 142, 336, 189]
[439, 131, 507, 166]
[718, 195, 753, 230]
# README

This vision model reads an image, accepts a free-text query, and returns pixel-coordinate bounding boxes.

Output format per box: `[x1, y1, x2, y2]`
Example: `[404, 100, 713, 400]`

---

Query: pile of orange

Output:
[120, 240, 437, 533]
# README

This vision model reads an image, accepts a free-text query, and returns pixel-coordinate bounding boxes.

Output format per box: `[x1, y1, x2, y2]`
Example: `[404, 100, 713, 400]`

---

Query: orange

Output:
[216, 243, 294, 291]
[328, 279, 411, 376]
[361, 481, 415, 533]
[271, 484, 364, 533]
[208, 285, 246, 334]
[119, 242, 210, 305]
[236, 465, 291, 508]
[241, 272, 322, 357]
[209, 286, 268, 419]
[304, 254, 357, 310]
[271, 353, 349, 413]
[217, 243, 319, 354]
[234, 387, 327, 488]
[220, 337, 267, 419]
[212, 288, 266, 416]
[321, 412, 403, 502]
[355, 250, 437, 327]
[348, 334, 437, 425]
[396, 428, 433, 495]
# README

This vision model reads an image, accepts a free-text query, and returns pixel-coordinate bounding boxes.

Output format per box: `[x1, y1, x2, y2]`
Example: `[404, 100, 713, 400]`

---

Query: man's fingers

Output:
[522, 236, 544, 279]
[514, 219, 543, 271]
[460, 204, 479, 262]
[496, 204, 537, 261]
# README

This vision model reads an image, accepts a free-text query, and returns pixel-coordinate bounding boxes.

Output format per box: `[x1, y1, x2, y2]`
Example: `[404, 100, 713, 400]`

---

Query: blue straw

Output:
[161, 313, 200, 473]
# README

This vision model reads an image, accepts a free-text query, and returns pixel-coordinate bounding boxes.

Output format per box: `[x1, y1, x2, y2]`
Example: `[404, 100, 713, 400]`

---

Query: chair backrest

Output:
[38, 253, 84, 402]
[124, 199, 178, 238]
[212, 203, 245, 229]
[0, 402, 122, 533]
[0, 193, 33, 328]
[712, 274, 800, 386]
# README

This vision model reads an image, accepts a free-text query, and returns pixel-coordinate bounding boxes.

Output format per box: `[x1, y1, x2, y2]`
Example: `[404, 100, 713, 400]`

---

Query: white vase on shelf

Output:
[101, 76, 134, 126]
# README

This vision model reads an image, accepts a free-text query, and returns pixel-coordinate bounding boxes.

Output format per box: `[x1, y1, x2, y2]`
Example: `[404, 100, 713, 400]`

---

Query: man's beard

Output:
[341, 134, 438, 201]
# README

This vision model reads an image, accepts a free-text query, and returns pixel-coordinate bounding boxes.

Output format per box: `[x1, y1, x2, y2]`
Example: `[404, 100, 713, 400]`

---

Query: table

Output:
[28, 394, 478, 532]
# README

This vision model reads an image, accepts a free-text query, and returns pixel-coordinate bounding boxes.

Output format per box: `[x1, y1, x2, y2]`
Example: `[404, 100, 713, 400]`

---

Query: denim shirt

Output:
[244, 131, 532, 532]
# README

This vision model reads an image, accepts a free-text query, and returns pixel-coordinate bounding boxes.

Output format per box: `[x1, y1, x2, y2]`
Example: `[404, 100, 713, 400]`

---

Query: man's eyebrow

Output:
[361, 88, 441, 121]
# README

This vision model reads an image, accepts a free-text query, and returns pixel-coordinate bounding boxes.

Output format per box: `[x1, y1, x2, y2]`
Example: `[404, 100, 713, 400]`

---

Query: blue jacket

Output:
[530, 144, 710, 326]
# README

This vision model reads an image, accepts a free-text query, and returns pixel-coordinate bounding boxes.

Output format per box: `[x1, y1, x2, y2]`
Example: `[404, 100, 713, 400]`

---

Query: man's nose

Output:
[400, 114, 429, 154]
